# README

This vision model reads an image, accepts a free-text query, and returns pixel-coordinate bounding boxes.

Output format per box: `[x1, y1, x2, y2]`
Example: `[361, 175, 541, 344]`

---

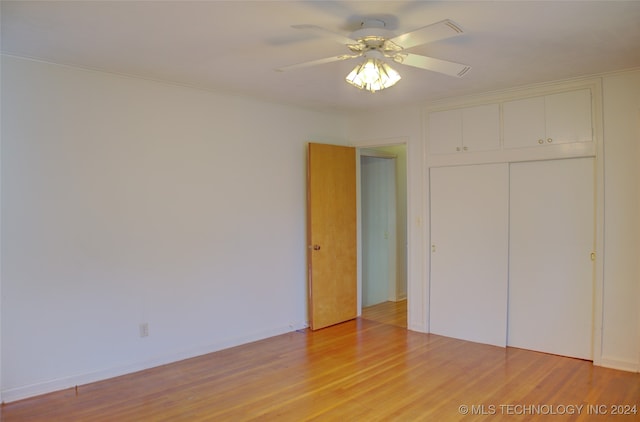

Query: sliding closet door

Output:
[430, 164, 509, 347]
[508, 158, 594, 359]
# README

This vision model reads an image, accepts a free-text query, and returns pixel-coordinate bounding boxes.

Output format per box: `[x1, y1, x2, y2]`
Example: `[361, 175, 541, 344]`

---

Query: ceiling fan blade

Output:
[276, 54, 358, 72]
[291, 24, 358, 45]
[396, 53, 471, 77]
[389, 19, 464, 50]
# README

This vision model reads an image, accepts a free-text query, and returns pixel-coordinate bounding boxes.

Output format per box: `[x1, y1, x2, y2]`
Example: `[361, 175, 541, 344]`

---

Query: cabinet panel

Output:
[508, 158, 594, 360]
[428, 109, 462, 154]
[545, 88, 592, 143]
[430, 164, 509, 347]
[503, 89, 593, 149]
[462, 104, 500, 152]
[428, 104, 500, 154]
[503, 95, 546, 148]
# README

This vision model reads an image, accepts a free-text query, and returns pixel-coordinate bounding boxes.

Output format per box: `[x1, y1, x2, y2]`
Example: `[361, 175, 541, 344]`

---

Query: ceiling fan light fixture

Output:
[345, 58, 401, 93]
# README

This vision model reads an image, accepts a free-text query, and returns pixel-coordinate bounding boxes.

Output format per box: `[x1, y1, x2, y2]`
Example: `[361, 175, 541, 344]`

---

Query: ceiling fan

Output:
[277, 18, 471, 92]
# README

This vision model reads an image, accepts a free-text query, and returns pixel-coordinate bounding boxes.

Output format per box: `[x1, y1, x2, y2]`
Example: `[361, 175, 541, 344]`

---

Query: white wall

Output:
[601, 70, 640, 372]
[0, 55, 348, 401]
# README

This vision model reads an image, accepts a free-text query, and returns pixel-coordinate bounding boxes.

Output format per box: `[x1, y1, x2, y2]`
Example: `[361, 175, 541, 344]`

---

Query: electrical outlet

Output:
[139, 322, 149, 338]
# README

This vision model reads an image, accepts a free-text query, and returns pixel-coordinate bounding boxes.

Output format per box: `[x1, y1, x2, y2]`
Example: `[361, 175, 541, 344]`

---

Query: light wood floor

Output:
[3, 302, 639, 421]
[361, 299, 407, 328]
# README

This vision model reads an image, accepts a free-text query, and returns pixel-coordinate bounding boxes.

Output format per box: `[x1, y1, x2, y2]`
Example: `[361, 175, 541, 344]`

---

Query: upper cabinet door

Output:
[462, 103, 500, 152]
[504, 89, 593, 149]
[428, 104, 500, 154]
[428, 109, 462, 154]
[545, 89, 592, 144]
[503, 95, 546, 148]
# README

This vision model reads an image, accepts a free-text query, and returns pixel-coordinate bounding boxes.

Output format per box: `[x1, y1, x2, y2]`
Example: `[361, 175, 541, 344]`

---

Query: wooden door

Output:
[508, 158, 594, 359]
[429, 163, 509, 347]
[307, 143, 357, 330]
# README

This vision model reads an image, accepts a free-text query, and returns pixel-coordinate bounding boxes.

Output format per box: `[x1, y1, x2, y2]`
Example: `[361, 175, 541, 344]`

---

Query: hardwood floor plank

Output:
[3, 304, 639, 421]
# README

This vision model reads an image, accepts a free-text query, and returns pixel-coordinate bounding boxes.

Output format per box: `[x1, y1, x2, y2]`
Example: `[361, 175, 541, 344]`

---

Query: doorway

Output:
[358, 145, 408, 327]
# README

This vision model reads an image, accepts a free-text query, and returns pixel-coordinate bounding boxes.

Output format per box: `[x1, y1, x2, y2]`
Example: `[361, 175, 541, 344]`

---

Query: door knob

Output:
[313, 245, 321, 251]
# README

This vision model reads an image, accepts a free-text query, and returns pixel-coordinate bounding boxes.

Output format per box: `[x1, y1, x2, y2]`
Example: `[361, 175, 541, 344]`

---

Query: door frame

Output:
[354, 140, 409, 318]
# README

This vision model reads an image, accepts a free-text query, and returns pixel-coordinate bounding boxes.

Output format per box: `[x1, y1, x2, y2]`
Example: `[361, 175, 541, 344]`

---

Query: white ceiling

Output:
[2, 1, 640, 112]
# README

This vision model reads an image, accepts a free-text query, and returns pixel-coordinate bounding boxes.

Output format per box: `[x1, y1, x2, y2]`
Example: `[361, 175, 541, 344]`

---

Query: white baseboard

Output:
[408, 321, 428, 333]
[2, 322, 306, 403]
[597, 356, 640, 373]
